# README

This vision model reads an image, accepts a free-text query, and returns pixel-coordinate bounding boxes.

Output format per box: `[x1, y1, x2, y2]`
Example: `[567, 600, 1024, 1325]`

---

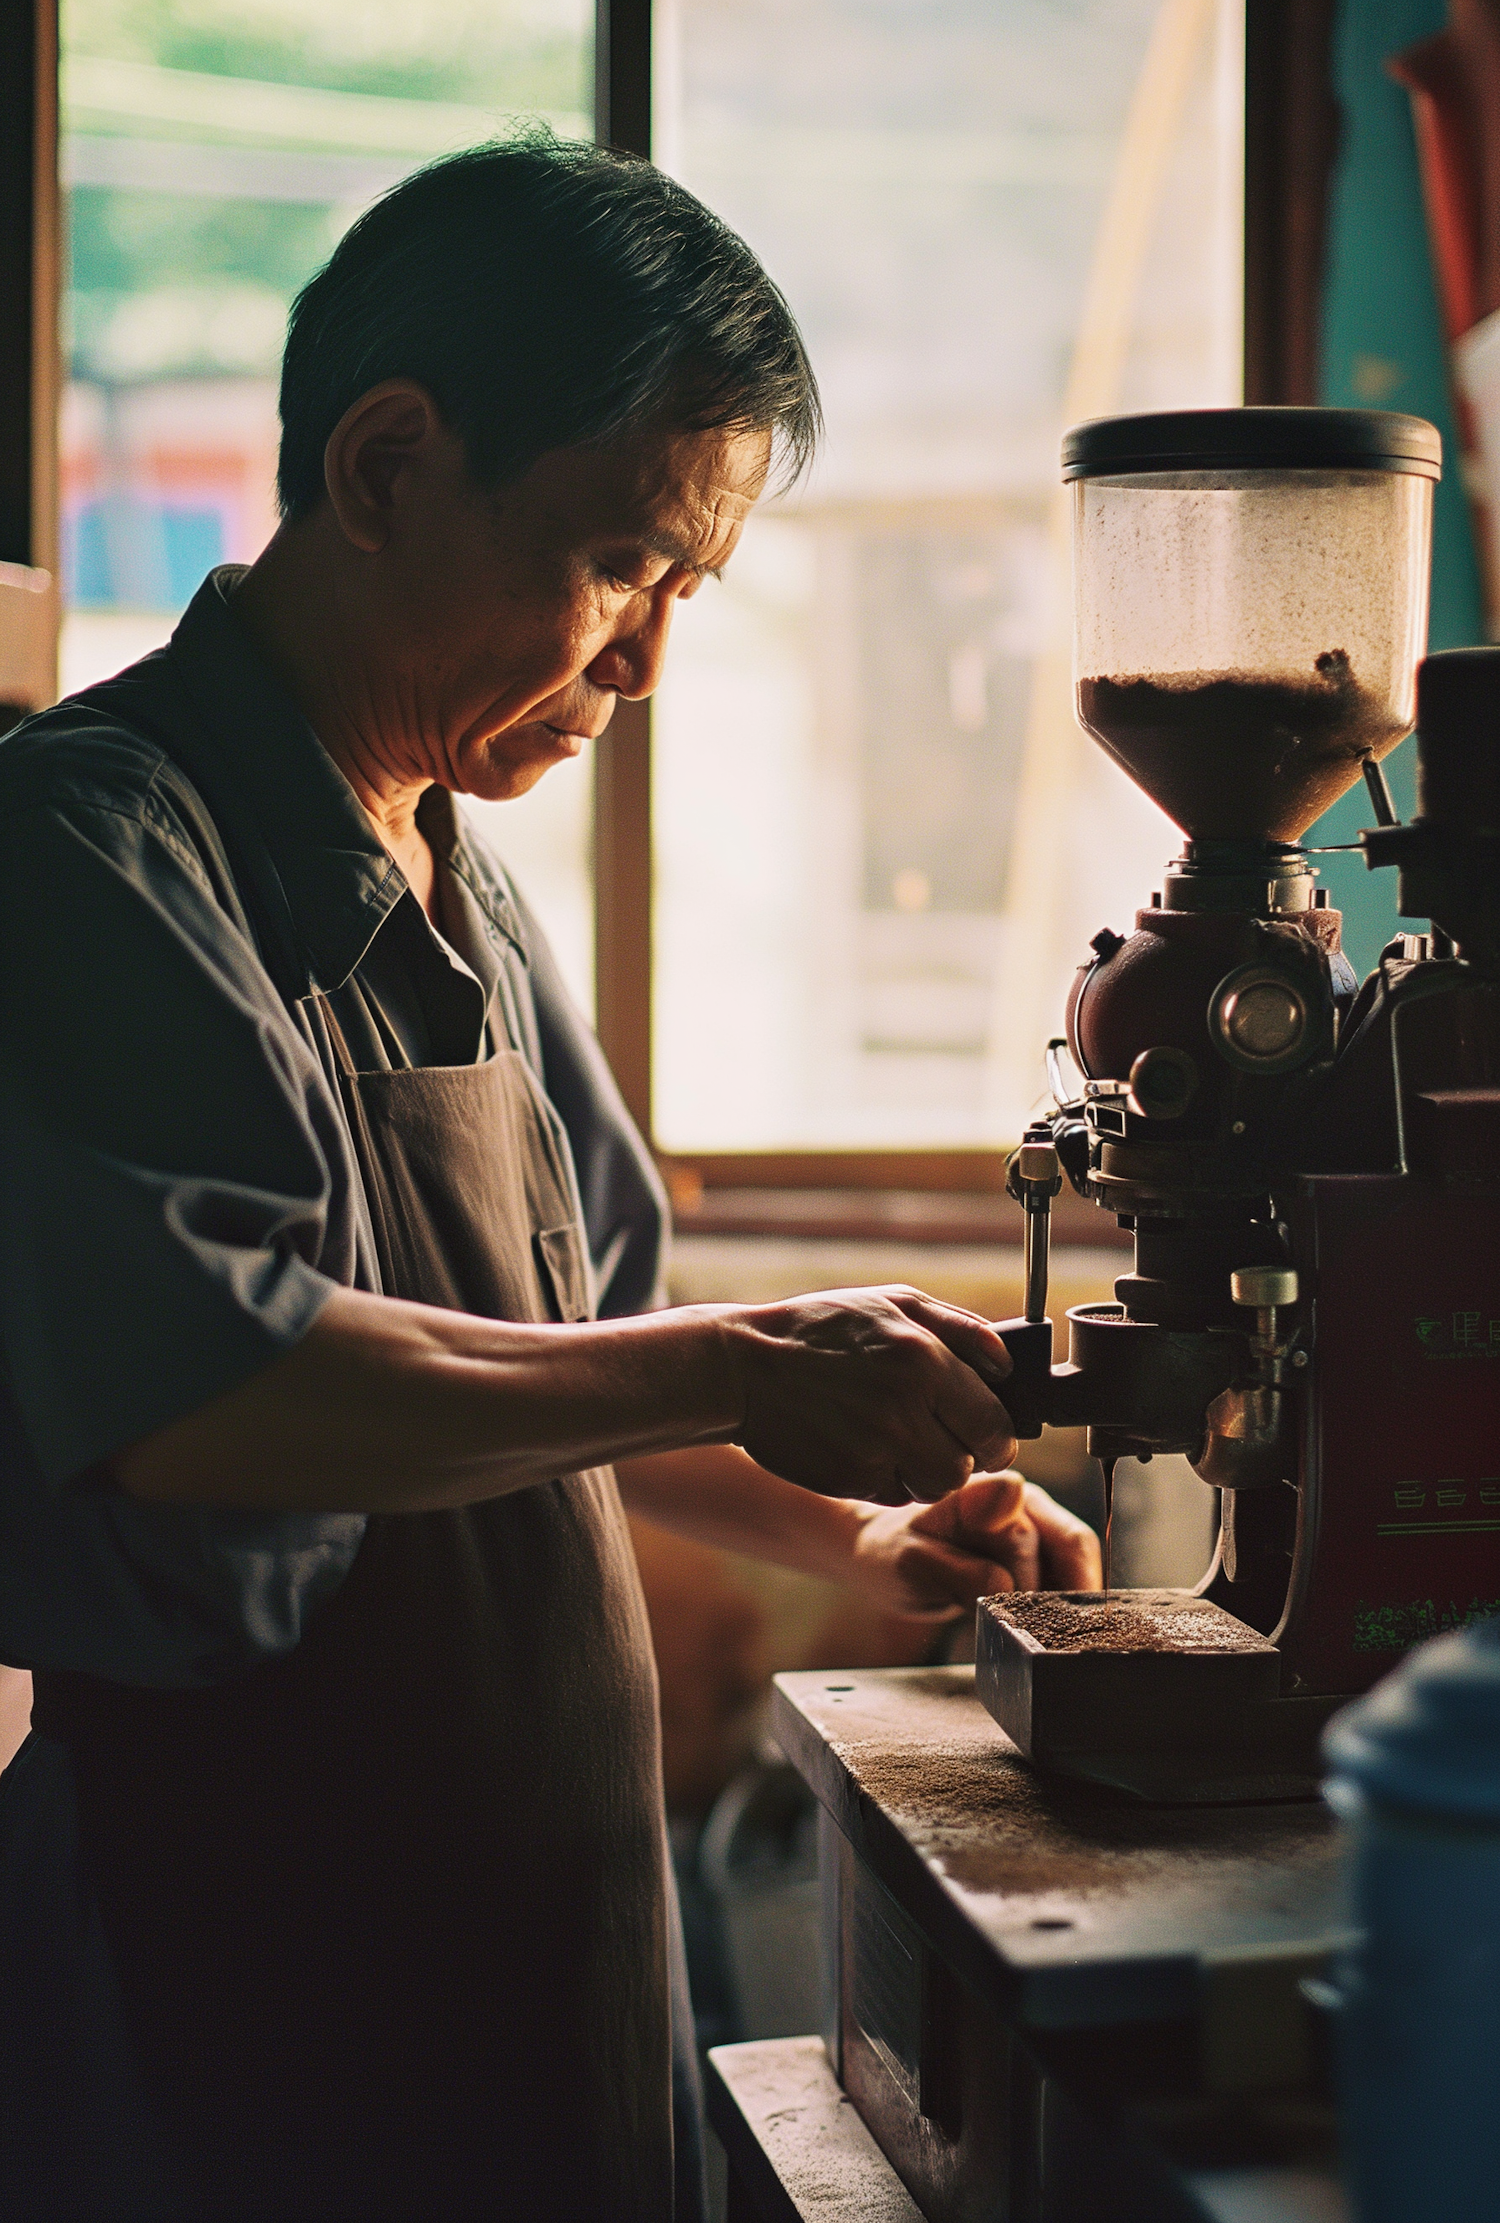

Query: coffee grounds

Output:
[993, 1593, 1267, 1654]
[1077, 652, 1407, 841]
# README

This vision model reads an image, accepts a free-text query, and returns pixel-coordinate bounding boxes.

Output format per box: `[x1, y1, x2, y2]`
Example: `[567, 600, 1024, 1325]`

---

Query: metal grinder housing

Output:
[982, 410, 1500, 1784]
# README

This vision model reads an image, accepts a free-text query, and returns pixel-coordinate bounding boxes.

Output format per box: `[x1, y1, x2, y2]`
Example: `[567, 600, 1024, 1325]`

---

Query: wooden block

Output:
[705, 2035, 925, 2223]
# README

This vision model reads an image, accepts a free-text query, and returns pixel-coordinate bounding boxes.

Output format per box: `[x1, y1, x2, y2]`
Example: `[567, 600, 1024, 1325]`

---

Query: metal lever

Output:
[1045, 1035, 1086, 1114]
[988, 1315, 1053, 1440]
[1362, 756, 1398, 828]
[1015, 1138, 1063, 1322]
[992, 1135, 1065, 1441]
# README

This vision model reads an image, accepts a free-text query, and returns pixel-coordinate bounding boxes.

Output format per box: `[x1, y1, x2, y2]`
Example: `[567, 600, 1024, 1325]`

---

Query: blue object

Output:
[64, 505, 114, 608]
[1314, 0, 1487, 976]
[64, 500, 224, 612]
[160, 511, 225, 608]
[1323, 1620, 1500, 2221]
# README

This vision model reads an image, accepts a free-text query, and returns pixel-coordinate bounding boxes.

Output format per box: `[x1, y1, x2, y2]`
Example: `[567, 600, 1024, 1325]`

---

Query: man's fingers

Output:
[895, 1544, 1014, 1615]
[1001, 1515, 1042, 1591]
[883, 1469, 1101, 1592]
[925, 1471, 1044, 1588]
[887, 1292, 1018, 1477]
[927, 1361, 1017, 1479]
[889, 1291, 1014, 1385]
[936, 1471, 1026, 1535]
[1026, 1483, 1104, 1589]
[862, 1428, 975, 1506]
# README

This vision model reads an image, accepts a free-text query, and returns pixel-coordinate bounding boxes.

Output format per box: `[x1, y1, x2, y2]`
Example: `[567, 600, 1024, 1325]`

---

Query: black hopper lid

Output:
[1062, 407, 1442, 482]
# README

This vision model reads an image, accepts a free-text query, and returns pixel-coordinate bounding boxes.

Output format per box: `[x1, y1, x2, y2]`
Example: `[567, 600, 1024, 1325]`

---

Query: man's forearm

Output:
[117, 1279, 1019, 1516]
[117, 1285, 742, 1512]
[615, 1444, 864, 1582]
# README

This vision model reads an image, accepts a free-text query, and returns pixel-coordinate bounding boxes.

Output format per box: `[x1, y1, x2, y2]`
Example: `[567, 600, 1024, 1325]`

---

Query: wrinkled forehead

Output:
[514, 422, 772, 564]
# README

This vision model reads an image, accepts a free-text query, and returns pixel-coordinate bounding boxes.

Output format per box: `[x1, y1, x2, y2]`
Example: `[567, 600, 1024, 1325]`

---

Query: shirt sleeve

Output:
[0, 759, 367, 1685]
[0, 780, 348, 1481]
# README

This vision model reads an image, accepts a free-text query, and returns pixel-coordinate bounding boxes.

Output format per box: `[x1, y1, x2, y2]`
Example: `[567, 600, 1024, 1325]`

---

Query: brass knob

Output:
[1230, 1267, 1299, 1310]
[1222, 980, 1307, 1058]
[1209, 963, 1317, 1074]
[1016, 1141, 1061, 1184]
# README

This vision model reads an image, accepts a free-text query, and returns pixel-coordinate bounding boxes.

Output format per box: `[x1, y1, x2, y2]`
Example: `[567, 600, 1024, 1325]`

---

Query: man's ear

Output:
[322, 380, 449, 553]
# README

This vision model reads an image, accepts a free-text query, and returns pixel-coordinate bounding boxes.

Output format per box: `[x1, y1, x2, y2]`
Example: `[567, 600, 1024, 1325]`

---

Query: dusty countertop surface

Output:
[773, 1663, 1348, 2031]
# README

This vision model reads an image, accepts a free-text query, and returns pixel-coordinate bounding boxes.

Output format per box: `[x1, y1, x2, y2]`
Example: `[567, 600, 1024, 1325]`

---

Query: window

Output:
[650, 0, 1244, 1155]
[58, 0, 596, 1011]
[47, 0, 1249, 1127]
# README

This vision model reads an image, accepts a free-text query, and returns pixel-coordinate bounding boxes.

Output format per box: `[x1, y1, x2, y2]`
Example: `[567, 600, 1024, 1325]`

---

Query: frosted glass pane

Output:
[652, 0, 1244, 1150]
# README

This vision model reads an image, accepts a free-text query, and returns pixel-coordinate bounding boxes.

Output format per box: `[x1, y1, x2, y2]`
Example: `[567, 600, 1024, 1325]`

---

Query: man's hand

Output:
[614, 1448, 1099, 1617]
[842, 1472, 1101, 1620]
[724, 1286, 1017, 1505]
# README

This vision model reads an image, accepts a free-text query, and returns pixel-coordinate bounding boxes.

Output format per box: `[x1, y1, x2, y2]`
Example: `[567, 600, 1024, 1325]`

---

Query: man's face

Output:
[372, 418, 770, 801]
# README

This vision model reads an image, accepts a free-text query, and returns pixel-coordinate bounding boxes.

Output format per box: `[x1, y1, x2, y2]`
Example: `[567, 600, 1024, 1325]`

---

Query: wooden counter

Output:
[768, 1663, 1351, 2223]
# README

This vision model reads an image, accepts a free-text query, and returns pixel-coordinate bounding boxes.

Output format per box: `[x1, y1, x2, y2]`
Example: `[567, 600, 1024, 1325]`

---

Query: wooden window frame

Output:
[1244, 0, 1339, 409]
[593, 0, 1339, 1208]
[592, 0, 654, 1148]
[0, 0, 60, 726]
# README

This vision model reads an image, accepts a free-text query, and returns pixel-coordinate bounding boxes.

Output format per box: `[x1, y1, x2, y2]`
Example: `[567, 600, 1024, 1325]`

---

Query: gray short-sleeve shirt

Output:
[0, 569, 667, 1687]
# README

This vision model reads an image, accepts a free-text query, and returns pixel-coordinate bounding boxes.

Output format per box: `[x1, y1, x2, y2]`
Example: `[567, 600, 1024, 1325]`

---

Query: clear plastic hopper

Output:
[1067, 410, 1439, 843]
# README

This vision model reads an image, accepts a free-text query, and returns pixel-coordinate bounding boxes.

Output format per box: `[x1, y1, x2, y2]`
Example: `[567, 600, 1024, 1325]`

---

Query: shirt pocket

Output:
[533, 1223, 592, 1324]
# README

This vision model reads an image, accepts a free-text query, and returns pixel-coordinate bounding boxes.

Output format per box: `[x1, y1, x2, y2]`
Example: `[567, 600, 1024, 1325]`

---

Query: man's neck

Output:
[231, 525, 439, 920]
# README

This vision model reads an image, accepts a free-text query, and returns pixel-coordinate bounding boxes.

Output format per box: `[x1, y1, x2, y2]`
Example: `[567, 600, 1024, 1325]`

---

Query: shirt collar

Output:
[164, 567, 528, 997]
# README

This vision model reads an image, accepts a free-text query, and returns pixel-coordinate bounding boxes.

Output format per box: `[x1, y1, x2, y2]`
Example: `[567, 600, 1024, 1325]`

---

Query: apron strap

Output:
[316, 993, 360, 1082]
[314, 993, 407, 1288]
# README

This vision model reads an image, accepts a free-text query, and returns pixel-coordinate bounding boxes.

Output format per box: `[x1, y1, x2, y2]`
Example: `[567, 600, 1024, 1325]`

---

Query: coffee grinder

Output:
[977, 408, 1500, 1798]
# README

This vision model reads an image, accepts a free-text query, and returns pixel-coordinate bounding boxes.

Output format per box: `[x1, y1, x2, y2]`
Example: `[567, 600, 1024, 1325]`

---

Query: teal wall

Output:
[1313, 0, 1486, 971]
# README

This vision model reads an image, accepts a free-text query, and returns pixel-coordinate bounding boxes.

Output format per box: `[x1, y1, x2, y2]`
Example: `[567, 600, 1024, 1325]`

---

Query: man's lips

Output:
[542, 721, 609, 749]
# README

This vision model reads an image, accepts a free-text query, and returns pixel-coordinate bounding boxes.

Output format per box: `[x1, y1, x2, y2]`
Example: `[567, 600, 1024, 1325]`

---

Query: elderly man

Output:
[0, 140, 1096, 2219]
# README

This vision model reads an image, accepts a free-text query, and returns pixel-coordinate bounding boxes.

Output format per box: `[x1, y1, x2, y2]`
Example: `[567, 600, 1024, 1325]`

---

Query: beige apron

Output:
[33, 1005, 674, 2221]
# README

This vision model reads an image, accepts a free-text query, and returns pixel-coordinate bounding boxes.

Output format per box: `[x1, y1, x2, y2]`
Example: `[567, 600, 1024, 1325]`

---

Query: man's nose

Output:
[586, 591, 676, 702]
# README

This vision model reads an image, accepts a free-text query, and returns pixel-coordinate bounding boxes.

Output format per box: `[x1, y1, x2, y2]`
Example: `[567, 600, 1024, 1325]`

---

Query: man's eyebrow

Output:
[636, 529, 728, 582]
